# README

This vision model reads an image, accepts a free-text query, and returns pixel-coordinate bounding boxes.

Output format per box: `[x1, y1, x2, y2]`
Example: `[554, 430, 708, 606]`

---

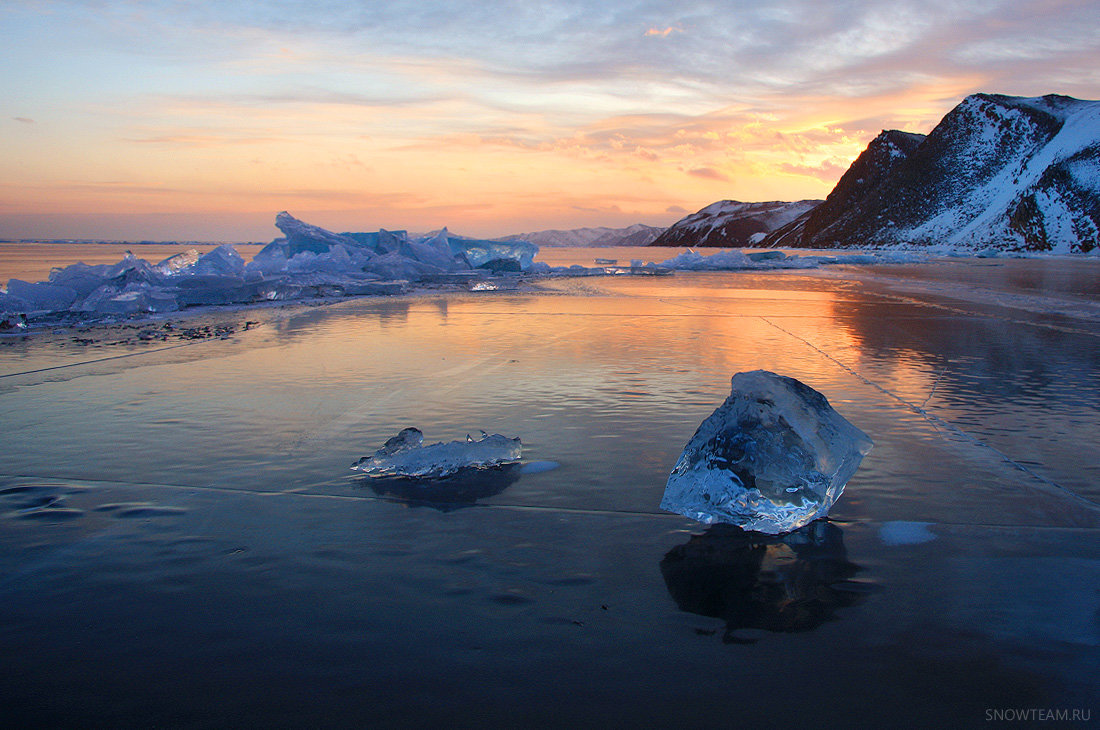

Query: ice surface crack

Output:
[758, 316, 1100, 512]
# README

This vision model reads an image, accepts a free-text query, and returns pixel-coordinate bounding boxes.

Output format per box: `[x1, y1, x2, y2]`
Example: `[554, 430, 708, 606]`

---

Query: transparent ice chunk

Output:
[341, 229, 408, 254]
[286, 245, 355, 273]
[661, 370, 872, 534]
[105, 253, 161, 287]
[448, 237, 538, 272]
[351, 427, 523, 478]
[153, 249, 201, 277]
[362, 251, 444, 280]
[48, 262, 115, 297]
[190, 244, 246, 278]
[400, 230, 463, 271]
[246, 240, 293, 276]
[80, 284, 179, 314]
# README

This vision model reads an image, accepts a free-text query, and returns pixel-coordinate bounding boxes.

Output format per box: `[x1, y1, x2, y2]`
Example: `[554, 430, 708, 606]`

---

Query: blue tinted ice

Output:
[6, 279, 79, 311]
[448, 236, 538, 271]
[351, 428, 523, 478]
[661, 370, 873, 534]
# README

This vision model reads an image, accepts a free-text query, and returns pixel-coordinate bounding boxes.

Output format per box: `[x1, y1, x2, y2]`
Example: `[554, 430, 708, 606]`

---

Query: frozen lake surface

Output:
[1, 253, 1098, 727]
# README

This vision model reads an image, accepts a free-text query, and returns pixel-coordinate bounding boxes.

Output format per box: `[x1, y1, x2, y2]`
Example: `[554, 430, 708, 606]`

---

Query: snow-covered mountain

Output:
[500, 223, 665, 248]
[766, 93, 1100, 252]
[649, 200, 822, 248]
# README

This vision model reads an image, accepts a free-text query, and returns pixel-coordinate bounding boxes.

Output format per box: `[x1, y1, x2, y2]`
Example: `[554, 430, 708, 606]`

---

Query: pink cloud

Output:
[687, 167, 729, 181]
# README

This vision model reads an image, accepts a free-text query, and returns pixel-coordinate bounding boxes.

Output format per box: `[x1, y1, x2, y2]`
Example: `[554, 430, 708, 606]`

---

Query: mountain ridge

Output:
[498, 223, 665, 248]
[765, 93, 1100, 252]
[648, 200, 823, 248]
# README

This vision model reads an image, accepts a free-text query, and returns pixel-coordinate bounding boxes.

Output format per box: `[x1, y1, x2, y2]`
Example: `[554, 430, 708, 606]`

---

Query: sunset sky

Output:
[2, 0, 1098, 241]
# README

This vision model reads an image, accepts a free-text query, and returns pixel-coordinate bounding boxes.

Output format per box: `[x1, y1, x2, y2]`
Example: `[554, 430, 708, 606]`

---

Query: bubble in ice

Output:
[351, 428, 523, 479]
[660, 370, 873, 534]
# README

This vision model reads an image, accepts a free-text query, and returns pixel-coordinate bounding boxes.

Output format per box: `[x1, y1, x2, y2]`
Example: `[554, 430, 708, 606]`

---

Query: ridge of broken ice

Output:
[351, 428, 523, 478]
[1, 210, 946, 323]
[661, 370, 873, 534]
[0, 213, 546, 319]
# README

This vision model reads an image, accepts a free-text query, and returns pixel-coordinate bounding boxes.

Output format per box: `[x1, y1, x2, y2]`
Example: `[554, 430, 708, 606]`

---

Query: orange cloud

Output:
[645, 26, 681, 37]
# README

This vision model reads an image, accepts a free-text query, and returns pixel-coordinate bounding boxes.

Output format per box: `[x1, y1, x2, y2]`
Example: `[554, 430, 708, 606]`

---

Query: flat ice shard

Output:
[661, 370, 872, 534]
[351, 427, 523, 478]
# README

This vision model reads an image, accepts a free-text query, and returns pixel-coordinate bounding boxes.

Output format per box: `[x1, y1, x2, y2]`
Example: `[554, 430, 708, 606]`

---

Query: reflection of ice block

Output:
[660, 521, 867, 641]
[661, 370, 872, 534]
[351, 428, 523, 478]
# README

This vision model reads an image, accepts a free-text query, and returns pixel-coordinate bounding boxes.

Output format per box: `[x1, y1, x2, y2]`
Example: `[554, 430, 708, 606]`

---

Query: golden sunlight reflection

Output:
[270, 274, 862, 419]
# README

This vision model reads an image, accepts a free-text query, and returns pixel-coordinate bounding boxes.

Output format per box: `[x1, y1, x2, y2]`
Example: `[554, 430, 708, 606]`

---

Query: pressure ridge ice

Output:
[661, 371, 873, 534]
[0, 213, 543, 318]
[1, 211, 944, 322]
[351, 428, 523, 479]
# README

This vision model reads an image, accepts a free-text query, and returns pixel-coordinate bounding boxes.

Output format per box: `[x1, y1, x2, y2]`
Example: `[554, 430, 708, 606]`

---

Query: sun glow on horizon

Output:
[1, 1, 1097, 240]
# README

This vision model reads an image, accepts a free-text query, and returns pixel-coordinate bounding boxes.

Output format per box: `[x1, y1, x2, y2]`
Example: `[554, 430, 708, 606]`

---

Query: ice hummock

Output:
[350, 427, 523, 478]
[1, 210, 945, 324]
[448, 236, 538, 272]
[660, 370, 873, 534]
[1, 213, 546, 320]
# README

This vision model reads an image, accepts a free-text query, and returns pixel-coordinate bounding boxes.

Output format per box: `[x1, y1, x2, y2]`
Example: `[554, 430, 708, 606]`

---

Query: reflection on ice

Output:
[350, 427, 523, 479]
[355, 463, 523, 512]
[660, 521, 869, 643]
[878, 521, 937, 545]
